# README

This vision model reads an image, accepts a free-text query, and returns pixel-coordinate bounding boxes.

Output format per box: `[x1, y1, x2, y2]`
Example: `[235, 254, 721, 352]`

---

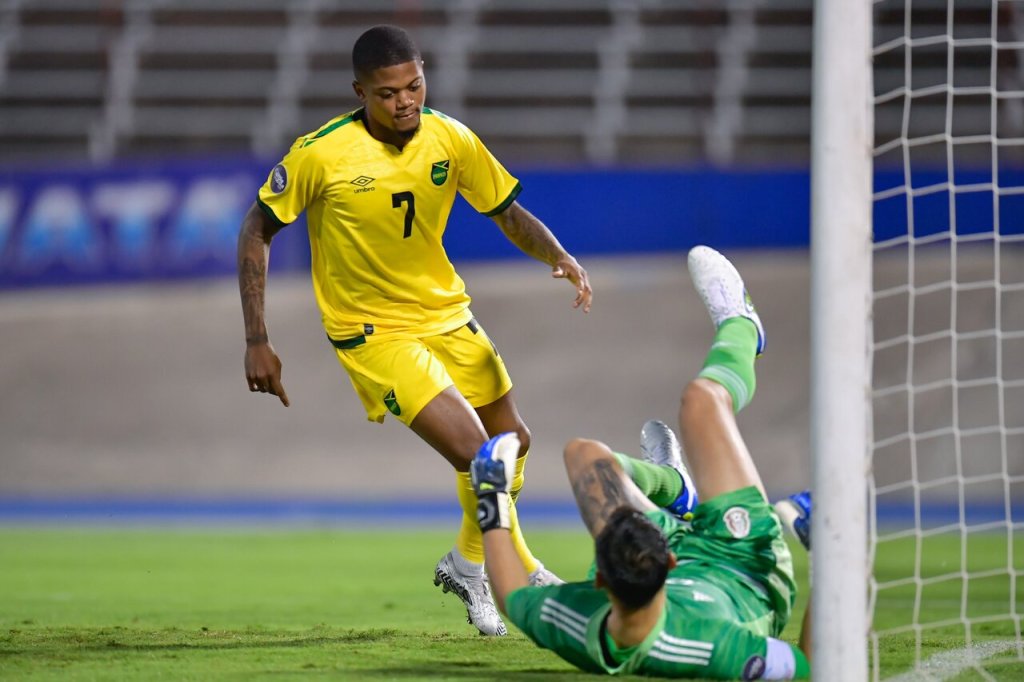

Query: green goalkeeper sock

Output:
[698, 317, 758, 413]
[612, 452, 683, 508]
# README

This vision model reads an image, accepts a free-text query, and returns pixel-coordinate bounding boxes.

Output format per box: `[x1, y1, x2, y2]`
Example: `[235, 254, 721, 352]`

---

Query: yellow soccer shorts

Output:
[332, 318, 513, 426]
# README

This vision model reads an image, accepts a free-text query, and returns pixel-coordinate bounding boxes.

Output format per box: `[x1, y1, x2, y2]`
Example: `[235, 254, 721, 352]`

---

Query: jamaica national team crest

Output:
[430, 160, 450, 186]
[383, 388, 401, 416]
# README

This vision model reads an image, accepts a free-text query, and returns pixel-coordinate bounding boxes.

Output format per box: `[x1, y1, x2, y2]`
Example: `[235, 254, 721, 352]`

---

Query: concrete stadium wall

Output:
[2, 254, 815, 506]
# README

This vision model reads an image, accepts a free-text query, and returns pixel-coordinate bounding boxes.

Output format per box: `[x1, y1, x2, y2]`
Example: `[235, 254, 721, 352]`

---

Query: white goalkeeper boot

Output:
[433, 550, 507, 636]
[687, 245, 766, 356]
[640, 419, 698, 520]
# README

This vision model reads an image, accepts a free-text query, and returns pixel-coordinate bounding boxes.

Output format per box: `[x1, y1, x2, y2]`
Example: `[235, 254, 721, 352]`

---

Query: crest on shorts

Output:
[270, 164, 288, 193]
[430, 160, 450, 186]
[384, 388, 401, 416]
[724, 506, 751, 538]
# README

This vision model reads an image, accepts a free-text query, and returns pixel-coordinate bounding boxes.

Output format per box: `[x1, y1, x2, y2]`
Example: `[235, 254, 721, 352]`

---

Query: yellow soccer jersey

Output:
[257, 107, 522, 341]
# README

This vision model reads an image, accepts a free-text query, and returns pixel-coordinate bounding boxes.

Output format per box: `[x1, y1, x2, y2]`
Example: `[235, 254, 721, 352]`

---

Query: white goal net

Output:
[869, 0, 1024, 679]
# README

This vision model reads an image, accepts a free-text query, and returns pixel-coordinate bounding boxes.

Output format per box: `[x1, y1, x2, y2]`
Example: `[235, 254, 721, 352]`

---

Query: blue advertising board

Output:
[0, 157, 307, 288]
[0, 157, 1019, 288]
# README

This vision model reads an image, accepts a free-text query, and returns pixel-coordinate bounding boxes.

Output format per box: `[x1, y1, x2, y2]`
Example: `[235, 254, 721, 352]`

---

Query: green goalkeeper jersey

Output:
[504, 489, 810, 679]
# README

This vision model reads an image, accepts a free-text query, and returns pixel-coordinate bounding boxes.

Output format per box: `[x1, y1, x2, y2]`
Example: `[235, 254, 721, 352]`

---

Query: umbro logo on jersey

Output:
[352, 176, 376, 193]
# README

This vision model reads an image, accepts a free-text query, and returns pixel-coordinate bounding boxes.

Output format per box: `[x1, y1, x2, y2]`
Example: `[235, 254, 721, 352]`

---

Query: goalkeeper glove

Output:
[774, 490, 812, 551]
[471, 432, 520, 533]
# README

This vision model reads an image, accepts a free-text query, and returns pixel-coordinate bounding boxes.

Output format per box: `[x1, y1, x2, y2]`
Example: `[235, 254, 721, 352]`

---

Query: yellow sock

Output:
[508, 452, 540, 574]
[454, 470, 484, 564]
[453, 453, 540, 573]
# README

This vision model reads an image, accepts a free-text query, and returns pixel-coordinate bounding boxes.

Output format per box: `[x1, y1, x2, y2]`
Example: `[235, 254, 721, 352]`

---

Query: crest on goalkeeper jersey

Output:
[724, 507, 751, 538]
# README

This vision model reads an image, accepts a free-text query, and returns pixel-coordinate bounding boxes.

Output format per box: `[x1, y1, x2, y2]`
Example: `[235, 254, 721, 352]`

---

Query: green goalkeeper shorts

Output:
[668, 486, 797, 633]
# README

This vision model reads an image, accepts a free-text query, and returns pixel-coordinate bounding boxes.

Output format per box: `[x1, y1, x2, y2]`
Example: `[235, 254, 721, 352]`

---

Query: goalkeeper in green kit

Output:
[471, 246, 813, 679]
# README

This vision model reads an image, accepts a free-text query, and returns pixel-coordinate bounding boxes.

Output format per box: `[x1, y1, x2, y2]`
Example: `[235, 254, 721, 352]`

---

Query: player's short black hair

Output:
[352, 25, 421, 79]
[595, 507, 670, 610]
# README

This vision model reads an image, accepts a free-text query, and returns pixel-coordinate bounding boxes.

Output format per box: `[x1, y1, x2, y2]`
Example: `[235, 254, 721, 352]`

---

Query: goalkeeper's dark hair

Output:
[595, 507, 671, 610]
[352, 25, 421, 80]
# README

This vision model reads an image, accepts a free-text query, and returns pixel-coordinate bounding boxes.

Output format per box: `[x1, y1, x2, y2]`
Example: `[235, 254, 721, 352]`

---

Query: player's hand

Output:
[552, 256, 592, 313]
[471, 432, 519, 496]
[471, 433, 520, 532]
[244, 340, 290, 407]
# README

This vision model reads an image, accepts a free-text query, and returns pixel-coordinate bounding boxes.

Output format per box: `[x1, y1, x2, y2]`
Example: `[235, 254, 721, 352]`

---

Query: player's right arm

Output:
[704, 621, 810, 680]
[238, 202, 290, 406]
[238, 133, 327, 406]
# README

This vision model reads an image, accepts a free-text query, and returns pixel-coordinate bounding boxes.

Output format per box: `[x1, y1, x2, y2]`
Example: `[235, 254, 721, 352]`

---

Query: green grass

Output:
[0, 527, 1020, 680]
[870, 532, 1024, 681]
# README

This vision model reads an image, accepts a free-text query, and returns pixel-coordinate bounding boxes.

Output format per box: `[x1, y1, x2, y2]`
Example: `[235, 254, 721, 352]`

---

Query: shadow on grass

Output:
[1, 627, 623, 679]
[359, 664, 583, 679]
[1, 626, 402, 655]
[0, 628, 721, 680]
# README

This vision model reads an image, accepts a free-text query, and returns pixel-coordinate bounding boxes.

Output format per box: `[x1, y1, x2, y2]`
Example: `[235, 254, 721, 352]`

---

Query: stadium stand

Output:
[0, 0, 1019, 166]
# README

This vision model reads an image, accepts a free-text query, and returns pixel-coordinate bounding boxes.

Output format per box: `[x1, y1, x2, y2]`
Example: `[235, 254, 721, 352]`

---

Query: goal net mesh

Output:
[870, 0, 1024, 678]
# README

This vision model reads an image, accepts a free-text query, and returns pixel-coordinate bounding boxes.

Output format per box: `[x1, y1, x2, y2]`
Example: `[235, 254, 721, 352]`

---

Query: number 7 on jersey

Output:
[392, 191, 415, 238]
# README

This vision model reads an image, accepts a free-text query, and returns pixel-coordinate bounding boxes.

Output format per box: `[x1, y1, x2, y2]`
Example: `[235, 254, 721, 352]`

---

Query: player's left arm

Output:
[491, 201, 593, 313]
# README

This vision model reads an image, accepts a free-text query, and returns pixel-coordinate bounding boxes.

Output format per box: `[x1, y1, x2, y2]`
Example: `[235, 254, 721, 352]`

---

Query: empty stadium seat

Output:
[0, 0, 1017, 166]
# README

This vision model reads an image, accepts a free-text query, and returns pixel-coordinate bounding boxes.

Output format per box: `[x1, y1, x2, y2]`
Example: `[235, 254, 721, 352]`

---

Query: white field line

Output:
[884, 639, 1020, 682]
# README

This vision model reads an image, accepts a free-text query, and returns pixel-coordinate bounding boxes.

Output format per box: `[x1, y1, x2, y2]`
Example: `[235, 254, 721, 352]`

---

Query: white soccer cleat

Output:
[640, 419, 698, 520]
[528, 563, 566, 587]
[640, 419, 684, 469]
[433, 551, 508, 636]
[687, 245, 766, 356]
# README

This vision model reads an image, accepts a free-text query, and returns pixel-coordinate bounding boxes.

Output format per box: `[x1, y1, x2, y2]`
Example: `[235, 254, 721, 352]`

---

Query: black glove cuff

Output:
[477, 492, 511, 533]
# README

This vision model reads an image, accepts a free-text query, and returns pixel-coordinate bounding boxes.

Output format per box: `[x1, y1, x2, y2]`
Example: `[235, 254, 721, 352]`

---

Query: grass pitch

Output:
[1, 527, 1020, 680]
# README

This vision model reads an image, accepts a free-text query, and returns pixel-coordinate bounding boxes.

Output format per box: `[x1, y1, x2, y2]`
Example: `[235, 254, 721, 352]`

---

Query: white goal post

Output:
[810, 0, 873, 680]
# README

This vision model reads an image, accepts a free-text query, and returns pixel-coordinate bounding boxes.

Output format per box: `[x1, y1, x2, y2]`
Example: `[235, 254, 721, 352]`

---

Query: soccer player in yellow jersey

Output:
[236, 25, 592, 636]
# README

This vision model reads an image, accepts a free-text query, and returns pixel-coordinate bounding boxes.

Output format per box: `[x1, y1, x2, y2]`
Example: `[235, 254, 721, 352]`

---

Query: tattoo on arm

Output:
[237, 208, 276, 345]
[571, 459, 629, 536]
[493, 202, 566, 267]
[239, 258, 267, 344]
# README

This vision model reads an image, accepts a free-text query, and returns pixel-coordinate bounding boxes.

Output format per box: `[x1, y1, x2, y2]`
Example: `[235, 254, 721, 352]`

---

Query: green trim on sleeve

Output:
[483, 182, 522, 217]
[503, 585, 545, 635]
[256, 196, 288, 227]
[793, 643, 811, 679]
[504, 586, 530, 623]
